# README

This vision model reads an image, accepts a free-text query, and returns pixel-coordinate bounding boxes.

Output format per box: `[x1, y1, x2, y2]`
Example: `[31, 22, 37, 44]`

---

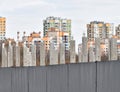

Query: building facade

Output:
[22, 32, 41, 47]
[43, 16, 71, 50]
[43, 16, 71, 41]
[87, 21, 114, 42]
[115, 25, 120, 59]
[42, 28, 69, 50]
[115, 24, 120, 38]
[0, 17, 6, 40]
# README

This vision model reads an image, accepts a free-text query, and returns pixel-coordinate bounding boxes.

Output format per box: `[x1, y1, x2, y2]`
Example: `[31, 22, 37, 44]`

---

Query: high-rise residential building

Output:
[0, 17, 6, 40]
[42, 28, 69, 50]
[43, 16, 71, 40]
[87, 21, 114, 42]
[43, 16, 71, 50]
[115, 25, 120, 59]
[115, 24, 120, 38]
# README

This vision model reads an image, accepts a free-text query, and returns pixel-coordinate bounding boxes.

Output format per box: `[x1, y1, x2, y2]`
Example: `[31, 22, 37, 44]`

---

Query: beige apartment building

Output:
[87, 21, 114, 42]
[0, 17, 6, 40]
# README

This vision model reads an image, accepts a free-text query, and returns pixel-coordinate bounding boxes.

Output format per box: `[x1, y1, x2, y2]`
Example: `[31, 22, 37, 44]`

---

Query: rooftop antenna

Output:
[23, 31, 26, 37]
[39, 31, 41, 34]
[39, 31, 41, 38]
[71, 35, 74, 40]
[17, 31, 20, 42]
[83, 32, 86, 37]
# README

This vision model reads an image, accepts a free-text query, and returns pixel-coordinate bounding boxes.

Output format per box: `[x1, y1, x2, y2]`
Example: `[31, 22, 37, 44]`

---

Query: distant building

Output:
[22, 32, 41, 46]
[42, 28, 69, 50]
[115, 24, 120, 38]
[114, 25, 120, 59]
[43, 16, 71, 50]
[78, 44, 82, 54]
[43, 16, 71, 42]
[0, 17, 6, 40]
[100, 39, 109, 56]
[87, 21, 114, 42]
[117, 39, 120, 60]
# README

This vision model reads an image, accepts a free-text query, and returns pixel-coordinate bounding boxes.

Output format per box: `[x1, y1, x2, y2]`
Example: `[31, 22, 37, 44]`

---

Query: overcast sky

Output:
[0, 0, 120, 46]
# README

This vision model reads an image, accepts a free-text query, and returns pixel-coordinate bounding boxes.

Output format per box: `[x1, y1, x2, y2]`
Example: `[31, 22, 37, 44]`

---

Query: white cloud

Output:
[1, 0, 120, 48]
[0, 0, 55, 12]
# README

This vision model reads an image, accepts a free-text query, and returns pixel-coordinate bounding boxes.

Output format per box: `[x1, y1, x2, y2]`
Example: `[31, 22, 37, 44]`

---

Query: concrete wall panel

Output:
[69, 63, 96, 92]
[97, 61, 120, 92]
[0, 68, 12, 92]
[0, 61, 119, 92]
[47, 65, 68, 92]
[28, 67, 46, 92]
[11, 68, 28, 92]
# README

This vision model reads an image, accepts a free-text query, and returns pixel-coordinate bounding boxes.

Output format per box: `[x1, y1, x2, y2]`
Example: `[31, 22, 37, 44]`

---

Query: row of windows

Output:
[0, 37, 5, 40]
[0, 32, 5, 34]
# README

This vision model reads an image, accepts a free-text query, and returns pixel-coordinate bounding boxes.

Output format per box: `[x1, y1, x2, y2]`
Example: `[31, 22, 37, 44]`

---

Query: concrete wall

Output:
[97, 61, 120, 92]
[0, 61, 120, 92]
